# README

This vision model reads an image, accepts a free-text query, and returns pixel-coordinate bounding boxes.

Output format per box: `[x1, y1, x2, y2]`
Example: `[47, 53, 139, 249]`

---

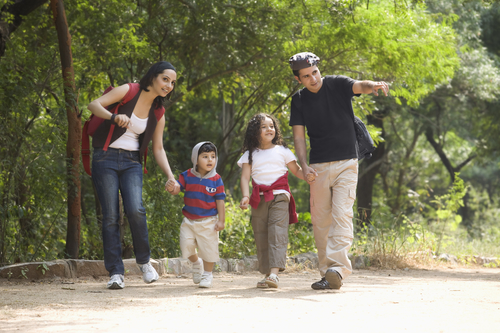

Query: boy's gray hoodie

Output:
[190, 141, 218, 179]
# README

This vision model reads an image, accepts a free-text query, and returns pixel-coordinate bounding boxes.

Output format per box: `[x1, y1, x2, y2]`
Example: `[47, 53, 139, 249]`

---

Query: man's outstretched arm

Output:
[353, 80, 389, 96]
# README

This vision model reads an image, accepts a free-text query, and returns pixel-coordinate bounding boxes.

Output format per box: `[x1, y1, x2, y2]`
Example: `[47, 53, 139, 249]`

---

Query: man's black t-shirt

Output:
[289, 75, 360, 164]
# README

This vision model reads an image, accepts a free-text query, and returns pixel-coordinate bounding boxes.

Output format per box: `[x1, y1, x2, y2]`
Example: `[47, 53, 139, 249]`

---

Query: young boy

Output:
[166, 141, 226, 288]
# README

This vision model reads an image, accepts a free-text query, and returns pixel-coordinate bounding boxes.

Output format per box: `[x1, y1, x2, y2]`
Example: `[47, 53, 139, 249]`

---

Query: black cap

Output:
[289, 52, 320, 71]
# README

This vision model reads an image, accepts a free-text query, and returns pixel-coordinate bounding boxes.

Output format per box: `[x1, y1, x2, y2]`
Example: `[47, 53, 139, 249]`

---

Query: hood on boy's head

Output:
[190, 141, 218, 179]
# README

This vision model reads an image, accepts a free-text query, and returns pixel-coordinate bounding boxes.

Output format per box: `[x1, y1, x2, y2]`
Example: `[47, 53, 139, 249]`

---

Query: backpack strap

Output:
[82, 119, 92, 176]
[154, 105, 166, 121]
[102, 83, 141, 151]
[143, 105, 166, 174]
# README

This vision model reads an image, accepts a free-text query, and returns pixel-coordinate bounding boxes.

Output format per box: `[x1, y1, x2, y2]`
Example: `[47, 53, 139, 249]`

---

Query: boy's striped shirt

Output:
[177, 169, 225, 220]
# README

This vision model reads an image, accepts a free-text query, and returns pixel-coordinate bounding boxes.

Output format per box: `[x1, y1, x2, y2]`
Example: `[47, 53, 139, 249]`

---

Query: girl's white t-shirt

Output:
[109, 113, 148, 151]
[237, 145, 297, 198]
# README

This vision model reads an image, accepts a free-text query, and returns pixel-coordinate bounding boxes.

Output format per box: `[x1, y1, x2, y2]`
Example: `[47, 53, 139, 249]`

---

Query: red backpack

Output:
[81, 83, 165, 176]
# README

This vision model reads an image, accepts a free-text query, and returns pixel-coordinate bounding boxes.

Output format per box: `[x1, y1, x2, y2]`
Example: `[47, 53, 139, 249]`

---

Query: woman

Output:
[87, 61, 177, 289]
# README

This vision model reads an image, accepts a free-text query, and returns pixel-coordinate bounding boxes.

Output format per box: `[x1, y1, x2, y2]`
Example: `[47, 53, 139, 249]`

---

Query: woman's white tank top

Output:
[109, 113, 148, 151]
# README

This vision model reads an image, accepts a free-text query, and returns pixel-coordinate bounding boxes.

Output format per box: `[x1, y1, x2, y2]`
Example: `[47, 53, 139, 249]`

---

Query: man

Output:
[289, 52, 389, 290]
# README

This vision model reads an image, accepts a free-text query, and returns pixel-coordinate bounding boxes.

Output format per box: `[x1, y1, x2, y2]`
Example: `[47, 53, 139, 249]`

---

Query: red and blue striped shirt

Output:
[177, 169, 226, 220]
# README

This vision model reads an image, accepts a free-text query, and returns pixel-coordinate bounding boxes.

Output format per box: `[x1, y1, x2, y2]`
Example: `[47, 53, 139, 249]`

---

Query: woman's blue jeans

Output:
[92, 148, 151, 276]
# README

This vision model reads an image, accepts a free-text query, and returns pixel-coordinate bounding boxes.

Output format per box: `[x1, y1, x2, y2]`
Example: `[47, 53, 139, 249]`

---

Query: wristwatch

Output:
[110, 114, 117, 123]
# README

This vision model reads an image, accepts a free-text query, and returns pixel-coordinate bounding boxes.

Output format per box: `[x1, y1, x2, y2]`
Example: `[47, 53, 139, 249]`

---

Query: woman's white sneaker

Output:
[107, 274, 125, 289]
[138, 262, 159, 284]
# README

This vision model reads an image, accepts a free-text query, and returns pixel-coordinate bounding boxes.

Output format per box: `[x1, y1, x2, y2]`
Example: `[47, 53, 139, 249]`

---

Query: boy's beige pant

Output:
[251, 193, 289, 275]
[310, 158, 358, 279]
[180, 215, 220, 263]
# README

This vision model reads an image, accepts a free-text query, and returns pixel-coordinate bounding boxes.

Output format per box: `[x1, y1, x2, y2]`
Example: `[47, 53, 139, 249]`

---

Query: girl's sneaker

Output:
[257, 277, 268, 288]
[265, 273, 279, 288]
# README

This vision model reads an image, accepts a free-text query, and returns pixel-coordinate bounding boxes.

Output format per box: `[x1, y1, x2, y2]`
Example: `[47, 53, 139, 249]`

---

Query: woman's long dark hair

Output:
[139, 61, 176, 108]
[241, 113, 287, 165]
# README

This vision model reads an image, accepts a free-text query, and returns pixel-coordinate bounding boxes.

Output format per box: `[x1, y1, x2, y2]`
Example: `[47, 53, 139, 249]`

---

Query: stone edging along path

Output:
[0, 252, 320, 281]
[0, 252, 498, 281]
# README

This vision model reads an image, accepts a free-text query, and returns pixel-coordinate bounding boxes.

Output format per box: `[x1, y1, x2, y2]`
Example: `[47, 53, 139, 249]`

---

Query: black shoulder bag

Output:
[353, 115, 376, 160]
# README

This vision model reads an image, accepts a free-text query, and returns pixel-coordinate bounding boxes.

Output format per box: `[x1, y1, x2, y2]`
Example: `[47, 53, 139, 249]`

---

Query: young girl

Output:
[238, 113, 314, 288]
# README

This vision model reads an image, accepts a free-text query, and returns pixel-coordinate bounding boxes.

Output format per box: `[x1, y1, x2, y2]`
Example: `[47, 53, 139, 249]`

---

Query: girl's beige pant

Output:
[251, 193, 290, 275]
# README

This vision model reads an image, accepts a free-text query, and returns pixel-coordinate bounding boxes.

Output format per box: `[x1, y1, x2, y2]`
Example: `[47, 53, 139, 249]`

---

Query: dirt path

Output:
[1, 267, 499, 333]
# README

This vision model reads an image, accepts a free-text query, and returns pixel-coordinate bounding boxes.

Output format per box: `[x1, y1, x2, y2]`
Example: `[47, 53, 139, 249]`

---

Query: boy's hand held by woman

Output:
[165, 179, 176, 192]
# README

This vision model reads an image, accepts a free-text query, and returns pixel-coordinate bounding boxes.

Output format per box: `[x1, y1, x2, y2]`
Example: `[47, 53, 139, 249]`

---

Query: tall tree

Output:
[50, 0, 80, 258]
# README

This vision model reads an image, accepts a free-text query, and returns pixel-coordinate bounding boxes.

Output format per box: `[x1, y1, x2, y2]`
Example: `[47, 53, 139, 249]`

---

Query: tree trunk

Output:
[356, 113, 385, 227]
[425, 127, 476, 184]
[458, 190, 473, 235]
[50, 0, 81, 259]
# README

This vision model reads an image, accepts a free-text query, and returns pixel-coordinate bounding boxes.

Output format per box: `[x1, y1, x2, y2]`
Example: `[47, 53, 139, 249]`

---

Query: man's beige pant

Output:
[310, 158, 358, 279]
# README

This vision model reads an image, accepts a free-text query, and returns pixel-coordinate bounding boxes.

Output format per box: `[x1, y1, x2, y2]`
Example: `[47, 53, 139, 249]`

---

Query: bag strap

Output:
[82, 120, 92, 176]
[142, 105, 166, 174]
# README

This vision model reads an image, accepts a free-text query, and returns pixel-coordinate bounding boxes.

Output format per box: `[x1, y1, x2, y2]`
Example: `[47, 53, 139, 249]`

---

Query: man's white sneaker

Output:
[199, 273, 213, 288]
[107, 274, 125, 289]
[192, 261, 204, 284]
[138, 262, 159, 284]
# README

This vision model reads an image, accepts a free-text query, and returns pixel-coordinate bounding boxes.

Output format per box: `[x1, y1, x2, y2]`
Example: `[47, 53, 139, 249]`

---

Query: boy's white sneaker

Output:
[199, 273, 213, 288]
[192, 261, 204, 284]
[138, 262, 159, 284]
[107, 274, 125, 289]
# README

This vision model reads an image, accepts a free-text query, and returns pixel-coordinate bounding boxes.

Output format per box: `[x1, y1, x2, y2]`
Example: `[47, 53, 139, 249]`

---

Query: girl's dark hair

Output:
[241, 113, 287, 165]
[198, 142, 216, 155]
[139, 61, 176, 108]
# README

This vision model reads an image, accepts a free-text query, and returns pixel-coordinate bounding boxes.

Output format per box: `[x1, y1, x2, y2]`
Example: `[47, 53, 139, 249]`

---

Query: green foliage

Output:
[0, 2, 69, 264]
[20, 267, 29, 279]
[429, 174, 466, 254]
[142, 155, 183, 259]
[285, 0, 460, 106]
[37, 263, 49, 275]
[431, 174, 466, 229]
[288, 212, 316, 256]
[219, 197, 255, 259]
[352, 210, 500, 266]
[353, 214, 432, 262]
[352, 174, 499, 264]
